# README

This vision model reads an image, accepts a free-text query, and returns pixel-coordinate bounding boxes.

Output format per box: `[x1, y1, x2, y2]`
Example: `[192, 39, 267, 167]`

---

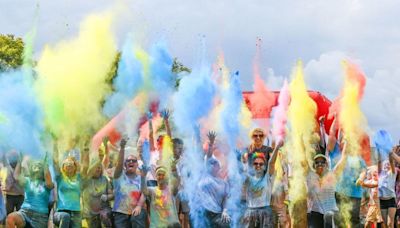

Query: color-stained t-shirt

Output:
[56, 174, 81, 211]
[21, 178, 52, 214]
[197, 174, 229, 213]
[82, 175, 111, 217]
[335, 156, 366, 198]
[148, 187, 179, 228]
[330, 144, 366, 198]
[245, 173, 274, 208]
[3, 167, 24, 196]
[307, 171, 338, 214]
[113, 172, 142, 215]
[379, 169, 397, 198]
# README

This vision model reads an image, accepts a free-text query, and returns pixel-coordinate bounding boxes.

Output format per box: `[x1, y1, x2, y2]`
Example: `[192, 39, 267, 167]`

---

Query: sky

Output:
[1, 0, 399, 141]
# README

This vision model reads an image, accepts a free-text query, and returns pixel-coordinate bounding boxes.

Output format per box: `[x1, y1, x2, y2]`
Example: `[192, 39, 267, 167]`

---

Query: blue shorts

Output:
[17, 208, 49, 228]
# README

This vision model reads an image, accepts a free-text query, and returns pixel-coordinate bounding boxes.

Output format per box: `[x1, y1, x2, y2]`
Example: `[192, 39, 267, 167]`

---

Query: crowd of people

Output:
[0, 110, 399, 228]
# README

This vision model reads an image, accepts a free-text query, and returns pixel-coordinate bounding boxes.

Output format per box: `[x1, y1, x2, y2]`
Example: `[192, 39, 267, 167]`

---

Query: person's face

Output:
[252, 131, 265, 145]
[63, 159, 77, 175]
[173, 143, 183, 159]
[31, 162, 44, 179]
[314, 158, 327, 175]
[124, 155, 138, 174]
[93, 164, 103, 178]
[208, 160, 221, 177]
[253, 158, 265, 172]
[156, 171, 167, 184]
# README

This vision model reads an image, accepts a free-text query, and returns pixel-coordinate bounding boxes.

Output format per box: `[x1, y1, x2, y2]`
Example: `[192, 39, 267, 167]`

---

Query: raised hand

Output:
[319, 115, 326, 124]
[140, 165, 150, 177]
[159, 109, 170, 120]
[221, 209, 231, 224]
[207, 131, 217, 145]
[146, 111, 153, 120]
[120, 137, 128, 148]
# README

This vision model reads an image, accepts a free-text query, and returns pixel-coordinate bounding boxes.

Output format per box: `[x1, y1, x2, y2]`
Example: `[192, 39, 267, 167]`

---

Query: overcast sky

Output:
[1, 0, 399, 140]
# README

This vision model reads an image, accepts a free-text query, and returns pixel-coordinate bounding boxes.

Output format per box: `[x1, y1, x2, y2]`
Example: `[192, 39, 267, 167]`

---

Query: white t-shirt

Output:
[244, 173, 274, 208]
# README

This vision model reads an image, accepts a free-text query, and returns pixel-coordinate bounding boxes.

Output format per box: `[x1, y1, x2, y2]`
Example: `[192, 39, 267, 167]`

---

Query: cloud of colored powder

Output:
[36, 13, 117, 149]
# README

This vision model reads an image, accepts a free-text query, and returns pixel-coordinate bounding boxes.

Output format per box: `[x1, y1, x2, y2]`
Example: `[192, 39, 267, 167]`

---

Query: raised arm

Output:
[81, 139, 90, 178]
[13, 153, 25, 186]
[148, 112, 155, 152]
[44, 153, 54, 189]
[102, 137, 110, 169]
[114, 138, 127, 179]
[319, 116, 327, 153]
[160, 109, 172, 138]
[140, 166, 149, 196]
[333, 141, 348, 178]
[327, 116, 338, 153]
[268, 140, 283, 175]
[390, 146, 400, 164]
[53, 139, 61, 175]
[361, 179, 378, 188]
[206, 131, 216, 159]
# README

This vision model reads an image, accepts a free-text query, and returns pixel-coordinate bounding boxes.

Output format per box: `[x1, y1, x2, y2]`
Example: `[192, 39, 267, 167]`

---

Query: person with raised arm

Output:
[377, 146, 400, 228]
[242, 140, 283, 228]
[359, 166, 382, 228]
[6, 152, 54, 228]
[81, 137, 113, 228]
[196, 131, 231, 228]
[140, 165, 181, 228]
[242, 128, 273, 170]
[52, 137, 86, 228]
[146, 111, 161, 188]
[1, 151, 24, 216]
[112, 137, 146, 228]
[306, 141, 348, 228]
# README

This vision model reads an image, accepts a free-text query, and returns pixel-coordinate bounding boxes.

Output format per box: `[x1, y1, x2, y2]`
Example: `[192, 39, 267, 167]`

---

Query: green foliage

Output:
[0, 34, 24, 72]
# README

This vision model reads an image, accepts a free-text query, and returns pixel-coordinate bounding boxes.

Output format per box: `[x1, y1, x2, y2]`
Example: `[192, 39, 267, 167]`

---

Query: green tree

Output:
[0, 34, 24, 72]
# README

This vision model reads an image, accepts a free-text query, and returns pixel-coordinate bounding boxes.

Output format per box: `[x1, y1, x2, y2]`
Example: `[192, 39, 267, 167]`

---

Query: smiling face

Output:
[31, 161, 44, 180]
[156, 170, 167, 185]
[314, 157, 327, 175]
[124, 155, 138, 175]
[253, 157, 266, 173]
[251, 129, 265, 147]
[207, 159, 221, 177]
[173, 143, 183, 160]
[62, 157, 77, 177]
[92, 164, 103, 178]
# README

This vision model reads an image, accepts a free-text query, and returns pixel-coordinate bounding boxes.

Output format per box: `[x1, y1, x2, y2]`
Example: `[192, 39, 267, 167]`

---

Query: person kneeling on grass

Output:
[7, 153, 54, 228]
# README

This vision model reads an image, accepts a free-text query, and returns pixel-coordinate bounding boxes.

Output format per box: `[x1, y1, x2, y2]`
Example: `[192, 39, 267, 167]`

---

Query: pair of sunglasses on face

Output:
[252, 134, 264, 138]
[125, 159, 137, 163]
[314, 161, 326, 166]
[253, 162, 265, 167]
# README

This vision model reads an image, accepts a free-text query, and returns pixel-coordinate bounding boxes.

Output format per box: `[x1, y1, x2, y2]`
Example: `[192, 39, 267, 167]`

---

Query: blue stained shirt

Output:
[329, 143, 366, 198]
[21, 178, 52, 214]
[56, 174, 81, 211]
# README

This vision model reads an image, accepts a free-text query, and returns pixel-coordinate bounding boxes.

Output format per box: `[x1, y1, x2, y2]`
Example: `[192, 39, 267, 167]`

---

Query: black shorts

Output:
[380, 198, 396, 209]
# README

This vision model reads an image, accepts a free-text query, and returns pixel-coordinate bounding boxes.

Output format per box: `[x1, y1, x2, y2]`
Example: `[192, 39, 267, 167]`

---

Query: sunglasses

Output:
[315, 161, 326, 166]
[252, 134, 264, 138]
[125, 159, 137, 163]
[253, 162, 265, 166]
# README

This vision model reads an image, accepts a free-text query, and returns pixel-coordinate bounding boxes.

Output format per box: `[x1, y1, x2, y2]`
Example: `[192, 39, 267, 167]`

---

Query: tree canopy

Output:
[0, 34, 24, 72]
